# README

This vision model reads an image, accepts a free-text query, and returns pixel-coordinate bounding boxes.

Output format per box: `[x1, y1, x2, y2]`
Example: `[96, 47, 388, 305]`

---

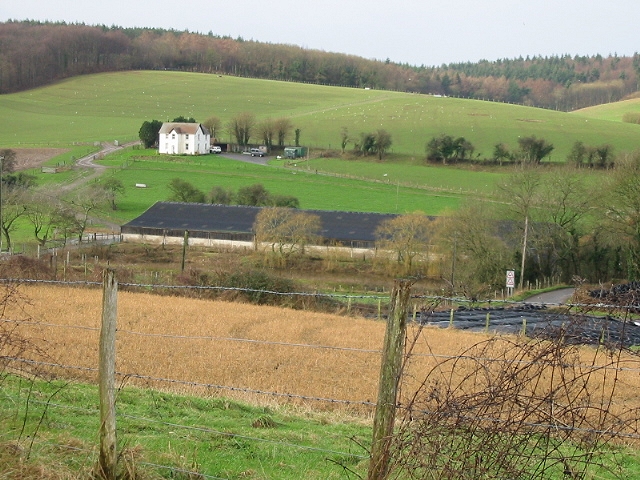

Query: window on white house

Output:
[186, 144, 189, 150]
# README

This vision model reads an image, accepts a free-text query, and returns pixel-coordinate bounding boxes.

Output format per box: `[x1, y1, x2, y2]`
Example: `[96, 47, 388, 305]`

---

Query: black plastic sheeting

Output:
[417, 306, 640, 348]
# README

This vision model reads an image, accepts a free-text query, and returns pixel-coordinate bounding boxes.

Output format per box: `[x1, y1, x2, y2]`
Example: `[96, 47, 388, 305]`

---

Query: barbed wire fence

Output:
[2, 273, 640, 479]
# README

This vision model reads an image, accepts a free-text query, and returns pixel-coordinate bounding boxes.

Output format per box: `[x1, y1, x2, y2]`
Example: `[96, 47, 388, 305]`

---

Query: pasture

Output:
[92, 152, 468, 222]
[573, 96, 640, 122]
[0, 71, 639, 160]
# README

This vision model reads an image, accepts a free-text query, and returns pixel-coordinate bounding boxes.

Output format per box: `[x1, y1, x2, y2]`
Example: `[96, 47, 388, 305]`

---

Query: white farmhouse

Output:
[158, 122, 210, 155]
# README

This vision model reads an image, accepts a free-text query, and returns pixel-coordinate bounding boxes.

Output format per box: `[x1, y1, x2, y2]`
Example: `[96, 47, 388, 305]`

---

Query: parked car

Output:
[250, 148, 265, 157]
[210, 146, 222, 154]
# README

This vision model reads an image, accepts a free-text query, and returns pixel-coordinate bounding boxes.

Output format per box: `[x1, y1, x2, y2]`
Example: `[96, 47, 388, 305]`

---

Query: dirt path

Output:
[70, 141, 141, 231]
[60, 140, 140, 194]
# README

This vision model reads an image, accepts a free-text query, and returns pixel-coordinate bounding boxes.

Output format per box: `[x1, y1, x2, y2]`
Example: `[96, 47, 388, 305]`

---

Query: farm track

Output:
[63, 140, 140, 193]
[57, 140, 141, 231]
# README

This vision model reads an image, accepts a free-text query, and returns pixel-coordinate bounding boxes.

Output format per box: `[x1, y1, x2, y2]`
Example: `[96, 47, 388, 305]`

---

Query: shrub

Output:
[622, 112, 640, 124]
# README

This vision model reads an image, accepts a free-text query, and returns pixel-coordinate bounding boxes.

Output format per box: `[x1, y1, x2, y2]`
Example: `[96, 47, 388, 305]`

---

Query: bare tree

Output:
[374, 129, 393, 160]
[376, 213, 432, 274]
[254, 207, 321, 265]
[67, 189, 107, 242]
[227, 112, 256, 147]
[498, 165, 543, 290]
[274, 117, 293, 147]
[600, 151, 640, 279]
[203, 116, 222, 142]
[256, 118, 276, 149]
[92, 178, 125, 211]
[534, 169, 590, 280]
[340, 126, 350, 154]
[0, 188, 28, 251]
[25, 194, 63, 247]
[431, 202, 509, 296]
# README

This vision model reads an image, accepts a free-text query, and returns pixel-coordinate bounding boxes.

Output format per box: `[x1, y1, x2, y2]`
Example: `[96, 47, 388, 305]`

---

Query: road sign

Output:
[506, 270, 515, 288]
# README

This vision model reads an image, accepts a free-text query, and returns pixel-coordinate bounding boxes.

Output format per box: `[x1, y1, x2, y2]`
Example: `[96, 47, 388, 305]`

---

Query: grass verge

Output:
[0, 374, 371, 479]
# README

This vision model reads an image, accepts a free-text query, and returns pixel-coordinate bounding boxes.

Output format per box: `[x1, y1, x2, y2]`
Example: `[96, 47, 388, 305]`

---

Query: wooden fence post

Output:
[181, 230, 189, 273]
[98, 269, 118, 479]
[368, 279, 411, 480]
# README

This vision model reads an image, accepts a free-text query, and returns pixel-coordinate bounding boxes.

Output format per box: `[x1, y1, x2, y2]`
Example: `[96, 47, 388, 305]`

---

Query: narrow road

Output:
[523, 288, 576, 306]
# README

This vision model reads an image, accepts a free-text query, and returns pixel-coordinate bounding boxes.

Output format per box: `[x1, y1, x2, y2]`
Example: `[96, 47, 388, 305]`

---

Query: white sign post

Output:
[506, 270, 515, 296]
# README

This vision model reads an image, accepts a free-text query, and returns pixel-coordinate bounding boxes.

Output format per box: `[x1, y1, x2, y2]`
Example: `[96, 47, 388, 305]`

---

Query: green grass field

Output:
[0, 375, 370, 479]
[573, 96, 640, 123]
[93, 151, 468, 223]
[1, 70, 639, 159]
[3, 374, 638, 479]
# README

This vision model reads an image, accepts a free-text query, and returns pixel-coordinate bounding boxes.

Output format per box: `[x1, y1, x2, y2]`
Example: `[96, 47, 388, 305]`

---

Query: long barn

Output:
[121, 202, 400, 251]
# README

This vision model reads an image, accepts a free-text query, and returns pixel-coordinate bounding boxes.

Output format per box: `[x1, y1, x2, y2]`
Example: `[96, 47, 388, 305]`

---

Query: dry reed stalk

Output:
[9, 285, 640, 419]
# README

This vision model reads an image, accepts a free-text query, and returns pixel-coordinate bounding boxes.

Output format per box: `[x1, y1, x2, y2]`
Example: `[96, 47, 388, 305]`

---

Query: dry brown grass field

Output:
[7, 283, 640, 427]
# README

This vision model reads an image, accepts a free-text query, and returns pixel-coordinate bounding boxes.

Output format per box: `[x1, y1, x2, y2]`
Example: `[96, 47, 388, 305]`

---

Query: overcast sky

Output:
[2, 0, 638, 66]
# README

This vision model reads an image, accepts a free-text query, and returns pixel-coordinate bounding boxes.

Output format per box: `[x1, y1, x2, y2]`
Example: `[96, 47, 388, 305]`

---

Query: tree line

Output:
[1, 21, 638, 111]
[423, 133, 617, 168]
[143, 114, 616, 169]
[139, 114, 299, 150]
[168, 180, 300, 208]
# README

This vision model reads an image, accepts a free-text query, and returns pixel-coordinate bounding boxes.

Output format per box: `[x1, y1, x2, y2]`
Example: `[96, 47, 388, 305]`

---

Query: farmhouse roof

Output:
[159, 122, 209, 135]
[122, 202, 400, 243]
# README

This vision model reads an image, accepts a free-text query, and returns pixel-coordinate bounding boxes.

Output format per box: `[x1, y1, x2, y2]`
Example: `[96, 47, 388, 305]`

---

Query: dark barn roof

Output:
[122, 202, 400, 245]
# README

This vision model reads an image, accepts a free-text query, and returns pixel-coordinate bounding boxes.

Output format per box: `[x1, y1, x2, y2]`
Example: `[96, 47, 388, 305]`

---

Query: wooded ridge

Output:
[1, 20, 638, 111]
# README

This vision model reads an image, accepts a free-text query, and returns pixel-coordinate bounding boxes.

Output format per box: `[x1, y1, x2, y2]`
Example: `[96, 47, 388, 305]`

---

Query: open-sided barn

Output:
[121, 202, 400, 250]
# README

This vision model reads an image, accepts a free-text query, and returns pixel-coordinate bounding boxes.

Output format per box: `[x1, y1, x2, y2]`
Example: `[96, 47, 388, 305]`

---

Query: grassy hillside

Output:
[1, 70, 639, 159]
[573, 96, 640, 123]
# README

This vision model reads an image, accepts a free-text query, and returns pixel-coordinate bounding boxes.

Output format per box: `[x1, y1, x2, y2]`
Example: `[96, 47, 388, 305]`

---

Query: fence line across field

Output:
[5, 273, 640, 477]
[2, 276, 640, 311]
[7, 315, 640, 374]
[7, 357, 377, 408]
[6, 306, 640, 375]
[7, 356, 640, 444]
